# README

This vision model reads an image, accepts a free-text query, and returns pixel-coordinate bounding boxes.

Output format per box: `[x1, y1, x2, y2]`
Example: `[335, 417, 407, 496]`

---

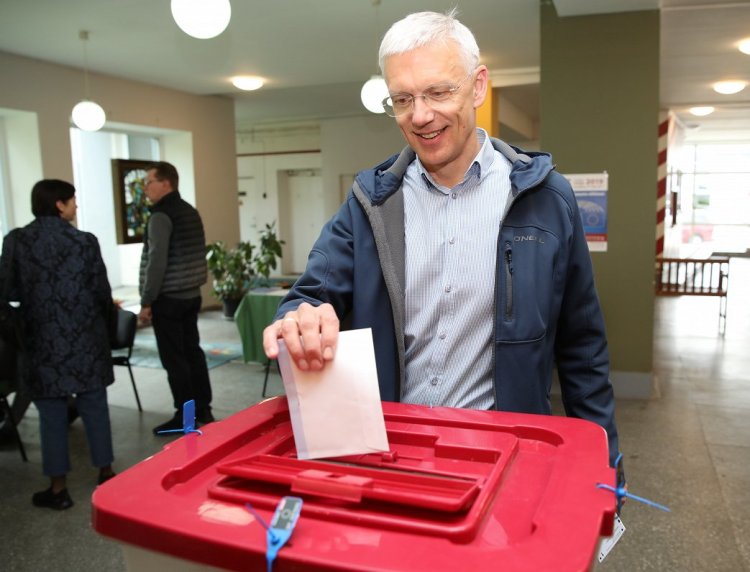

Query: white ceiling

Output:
[1, 0, 749, 140]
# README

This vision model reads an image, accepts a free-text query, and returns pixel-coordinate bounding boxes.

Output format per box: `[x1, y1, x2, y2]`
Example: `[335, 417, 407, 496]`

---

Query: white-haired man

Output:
[263, 10, 622, 468]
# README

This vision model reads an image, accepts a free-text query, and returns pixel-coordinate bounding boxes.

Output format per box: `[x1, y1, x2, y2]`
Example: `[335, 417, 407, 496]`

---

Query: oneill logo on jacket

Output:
[514, 234, 545, 244]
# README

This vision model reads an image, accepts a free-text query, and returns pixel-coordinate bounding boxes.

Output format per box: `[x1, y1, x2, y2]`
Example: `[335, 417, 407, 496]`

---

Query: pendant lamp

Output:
[360, 0, 388, 114]
[171, 0, 232, 39]
[71, 30, 106, 132]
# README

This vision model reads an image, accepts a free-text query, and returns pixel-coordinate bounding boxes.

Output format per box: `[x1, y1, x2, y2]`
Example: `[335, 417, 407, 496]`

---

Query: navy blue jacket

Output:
[277, 139, 620, 464]
[1, 217, 114, 399]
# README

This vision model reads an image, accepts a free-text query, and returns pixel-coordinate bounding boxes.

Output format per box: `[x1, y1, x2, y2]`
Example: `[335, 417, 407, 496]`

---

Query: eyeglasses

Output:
[381, 69, 476, 117]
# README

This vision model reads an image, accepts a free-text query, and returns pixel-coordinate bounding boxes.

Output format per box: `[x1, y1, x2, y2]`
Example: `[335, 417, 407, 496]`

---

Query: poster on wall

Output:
[563, 172, 609, 252]
[111, 159, 152, 245]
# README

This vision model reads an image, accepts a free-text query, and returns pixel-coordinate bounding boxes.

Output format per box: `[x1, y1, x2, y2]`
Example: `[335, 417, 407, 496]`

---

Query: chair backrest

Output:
[111, 309, 137, 351]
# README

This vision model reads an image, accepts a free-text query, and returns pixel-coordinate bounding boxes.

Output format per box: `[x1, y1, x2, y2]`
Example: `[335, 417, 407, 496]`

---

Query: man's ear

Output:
[55, 199, 65, 215]
[473, 65, 489, 109]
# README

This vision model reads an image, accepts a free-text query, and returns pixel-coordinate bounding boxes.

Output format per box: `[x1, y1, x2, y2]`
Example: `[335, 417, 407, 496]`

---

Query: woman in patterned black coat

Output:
[0, 179, 116, 510]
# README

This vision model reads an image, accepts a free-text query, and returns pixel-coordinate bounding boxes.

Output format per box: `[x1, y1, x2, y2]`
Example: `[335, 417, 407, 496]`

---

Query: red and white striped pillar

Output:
[656, 111, 672, 258]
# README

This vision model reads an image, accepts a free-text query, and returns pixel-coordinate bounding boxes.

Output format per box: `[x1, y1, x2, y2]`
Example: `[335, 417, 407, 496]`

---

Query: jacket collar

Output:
[357, 138, 555, 206]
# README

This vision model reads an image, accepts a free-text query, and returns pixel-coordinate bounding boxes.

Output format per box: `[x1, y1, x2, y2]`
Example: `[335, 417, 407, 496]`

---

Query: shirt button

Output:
[449, 237, 455, 245]
[445, 285, 452, 293]
[430, 377, 438, 386]
[451, 192, 457, 199]
[439, 332, 446, 339]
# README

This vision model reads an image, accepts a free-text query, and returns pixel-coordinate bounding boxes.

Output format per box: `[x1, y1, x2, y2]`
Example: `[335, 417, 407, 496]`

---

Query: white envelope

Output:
[277, 328, 390, 460]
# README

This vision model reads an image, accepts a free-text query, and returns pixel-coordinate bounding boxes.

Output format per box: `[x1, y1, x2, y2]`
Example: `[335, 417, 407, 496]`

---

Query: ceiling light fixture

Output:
[361, 76, 388, 114]
[231, 76, 264, 91]
[171, 0, 231, 39]
[360, 0, 388, 114]
[712, 80, 747, 95]
[738, 39, 750, 55]
[71, 30, 106, 132]
[689, 106, 715, 117]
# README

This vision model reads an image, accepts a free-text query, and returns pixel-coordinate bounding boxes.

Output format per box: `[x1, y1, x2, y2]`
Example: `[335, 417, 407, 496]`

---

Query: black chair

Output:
[0, 337, 28, 461]
[111, 309, 142, 411]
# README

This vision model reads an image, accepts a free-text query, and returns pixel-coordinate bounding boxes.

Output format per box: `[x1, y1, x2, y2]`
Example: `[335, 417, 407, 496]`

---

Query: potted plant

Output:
[206, 221, 285, 318]
[253, 222, 285, 287]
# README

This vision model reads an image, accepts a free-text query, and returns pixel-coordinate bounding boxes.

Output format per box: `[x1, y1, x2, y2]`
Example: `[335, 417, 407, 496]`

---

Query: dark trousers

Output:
[34, 387, 113, 476]
[151, 296, 212, 411]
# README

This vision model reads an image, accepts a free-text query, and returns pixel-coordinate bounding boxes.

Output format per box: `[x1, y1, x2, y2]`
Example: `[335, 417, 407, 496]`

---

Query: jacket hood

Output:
[355, 138, 555, 206]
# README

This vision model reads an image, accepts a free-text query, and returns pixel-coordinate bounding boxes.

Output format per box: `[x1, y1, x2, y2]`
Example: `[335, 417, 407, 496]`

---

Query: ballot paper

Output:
[277, 328, 390, 460]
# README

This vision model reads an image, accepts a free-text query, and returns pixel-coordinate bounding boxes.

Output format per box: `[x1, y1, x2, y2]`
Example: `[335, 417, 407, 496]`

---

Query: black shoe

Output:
[97, 471, 116, 485]
[195, 407, 215, 426]
[152, 411, 182, 435]
[32, 487, 74, 510]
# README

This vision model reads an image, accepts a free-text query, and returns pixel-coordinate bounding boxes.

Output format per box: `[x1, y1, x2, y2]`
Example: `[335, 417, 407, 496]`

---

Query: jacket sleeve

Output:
[274, 196, 357, 323]
[140, 213, 172, 306]
[554, 194, 621, 467]
[86, 233, 114, 322]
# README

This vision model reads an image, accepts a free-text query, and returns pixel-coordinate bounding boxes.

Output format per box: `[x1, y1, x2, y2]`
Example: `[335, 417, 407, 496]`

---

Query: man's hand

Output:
[138, 305, 152, 326]
[263, 302, 339, 371]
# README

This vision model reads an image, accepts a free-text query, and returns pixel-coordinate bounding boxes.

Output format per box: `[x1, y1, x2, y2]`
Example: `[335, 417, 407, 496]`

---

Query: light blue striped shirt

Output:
[401, 129, 512, 409]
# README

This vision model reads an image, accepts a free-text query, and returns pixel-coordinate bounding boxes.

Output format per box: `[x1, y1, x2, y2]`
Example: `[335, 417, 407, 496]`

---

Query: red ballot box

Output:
[92, 397, 616, 571]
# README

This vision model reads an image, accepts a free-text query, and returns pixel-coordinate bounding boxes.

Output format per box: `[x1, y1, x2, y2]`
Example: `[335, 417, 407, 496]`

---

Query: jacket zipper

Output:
[504, 242, 513, 321]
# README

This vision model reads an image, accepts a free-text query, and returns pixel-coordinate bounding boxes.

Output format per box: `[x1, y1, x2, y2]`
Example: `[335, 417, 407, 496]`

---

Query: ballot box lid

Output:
[92, 397, 615, 572]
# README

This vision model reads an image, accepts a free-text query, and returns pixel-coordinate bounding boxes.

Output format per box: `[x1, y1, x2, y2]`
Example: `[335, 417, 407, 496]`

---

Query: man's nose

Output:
[410, 95, 434, 124]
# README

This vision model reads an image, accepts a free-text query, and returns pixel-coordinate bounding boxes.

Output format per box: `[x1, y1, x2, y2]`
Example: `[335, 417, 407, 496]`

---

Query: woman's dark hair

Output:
[148, 161, 179, 191]
[31, 179, 76, 217]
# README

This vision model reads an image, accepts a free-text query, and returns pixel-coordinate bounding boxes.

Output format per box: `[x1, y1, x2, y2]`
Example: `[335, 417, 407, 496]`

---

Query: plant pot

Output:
[221, 297, 242, 320]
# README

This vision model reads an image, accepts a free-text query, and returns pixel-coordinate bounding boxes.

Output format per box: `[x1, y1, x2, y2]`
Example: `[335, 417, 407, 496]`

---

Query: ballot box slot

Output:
[215, 454, 483, 512]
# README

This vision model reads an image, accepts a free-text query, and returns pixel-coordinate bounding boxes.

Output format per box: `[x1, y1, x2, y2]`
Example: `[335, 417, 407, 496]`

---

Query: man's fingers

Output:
[263, 303, 340, 371]
[318, 304, 339, 361]
[262, 320, 283, 359]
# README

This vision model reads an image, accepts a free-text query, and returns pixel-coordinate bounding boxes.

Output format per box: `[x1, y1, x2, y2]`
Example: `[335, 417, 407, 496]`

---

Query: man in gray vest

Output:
[138, 161, 213, 434]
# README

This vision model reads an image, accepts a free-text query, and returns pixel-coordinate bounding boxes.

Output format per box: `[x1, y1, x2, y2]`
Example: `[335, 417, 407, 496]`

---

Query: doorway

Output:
[278, 169, 324, 274]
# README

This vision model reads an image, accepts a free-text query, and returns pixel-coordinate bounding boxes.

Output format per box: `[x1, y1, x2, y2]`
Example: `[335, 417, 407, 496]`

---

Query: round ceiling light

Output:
[738, 39, 750, 55]
[72, 100, 107, 131]
[712, 80, 747, 95]
[688, 106, 715, 117]
[171, 0, 231, 39]
[360, 75, 388, 114]
[231, 76, 264, 91]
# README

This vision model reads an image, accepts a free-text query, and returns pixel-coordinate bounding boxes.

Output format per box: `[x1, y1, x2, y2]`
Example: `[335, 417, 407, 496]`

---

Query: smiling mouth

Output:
[417, 128, 445, 140]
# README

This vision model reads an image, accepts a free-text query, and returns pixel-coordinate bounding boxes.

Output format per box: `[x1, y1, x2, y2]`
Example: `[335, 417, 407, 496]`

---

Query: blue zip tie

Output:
[597, 453, 670, 513]
[246, 498, 303, 572]
[245, 502, 277, 572]
[596, 483, 671, 512]
[245, 503, 278, 542]
[156, 399, 203, 436]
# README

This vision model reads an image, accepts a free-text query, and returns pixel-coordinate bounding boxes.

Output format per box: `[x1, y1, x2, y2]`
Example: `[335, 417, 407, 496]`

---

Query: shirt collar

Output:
[415, 128, 495, 192]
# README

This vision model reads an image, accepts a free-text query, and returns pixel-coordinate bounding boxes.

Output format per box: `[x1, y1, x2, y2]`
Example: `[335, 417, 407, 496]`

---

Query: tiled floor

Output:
[1, 260, 748, 571]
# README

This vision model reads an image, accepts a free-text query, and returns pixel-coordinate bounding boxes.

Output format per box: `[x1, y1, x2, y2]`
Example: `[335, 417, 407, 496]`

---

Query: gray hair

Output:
[378, 9, 480, 74]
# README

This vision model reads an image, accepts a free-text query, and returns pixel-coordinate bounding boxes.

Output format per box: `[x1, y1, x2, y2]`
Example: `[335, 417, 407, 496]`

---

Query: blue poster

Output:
[563, 173, 609, 252]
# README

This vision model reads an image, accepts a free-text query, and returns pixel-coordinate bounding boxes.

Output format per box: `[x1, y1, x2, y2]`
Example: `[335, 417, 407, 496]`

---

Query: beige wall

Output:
[320, 115, 404, 216]
[0, 50, 239, 249]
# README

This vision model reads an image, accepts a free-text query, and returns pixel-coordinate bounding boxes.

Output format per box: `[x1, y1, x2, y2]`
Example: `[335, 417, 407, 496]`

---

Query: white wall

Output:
[70, 128, 121, 283]
[237, 151, 322, 274]
[0, 108, 43, 229]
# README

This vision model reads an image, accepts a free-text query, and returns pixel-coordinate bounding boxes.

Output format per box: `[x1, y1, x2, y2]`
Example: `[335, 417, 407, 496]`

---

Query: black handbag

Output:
[0, 232, 23, 350]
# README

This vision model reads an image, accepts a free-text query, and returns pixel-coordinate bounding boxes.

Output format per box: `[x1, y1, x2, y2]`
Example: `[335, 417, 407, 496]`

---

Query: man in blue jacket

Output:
[263, 10, 621, 466]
